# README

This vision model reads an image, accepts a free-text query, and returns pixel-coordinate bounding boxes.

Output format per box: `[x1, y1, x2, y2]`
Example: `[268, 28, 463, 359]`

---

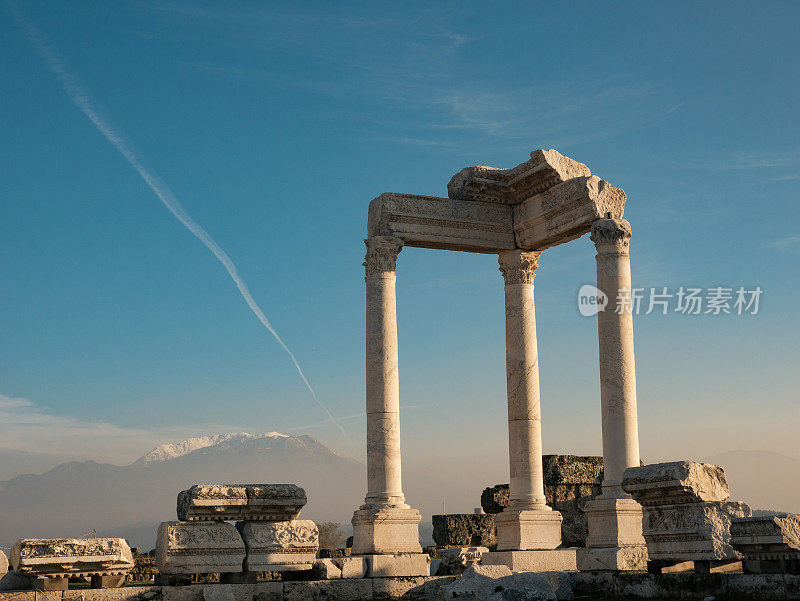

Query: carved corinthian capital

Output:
[590, 218, 631, 256]
[364, 236, 403, 278]
[498, 250, 541, 285]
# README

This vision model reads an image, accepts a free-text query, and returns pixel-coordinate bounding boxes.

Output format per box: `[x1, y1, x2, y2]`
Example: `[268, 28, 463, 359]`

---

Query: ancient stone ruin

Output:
[9, 537, 134, 590]
[1, 148, 797, 600]
[156, 483, 318, 584]
[622, 461, 752, 573]
[358, 149, 644, 573]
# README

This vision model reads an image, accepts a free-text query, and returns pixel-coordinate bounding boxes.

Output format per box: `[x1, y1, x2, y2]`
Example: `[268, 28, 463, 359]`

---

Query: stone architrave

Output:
[155, 521, 245, 575]
[238, 520, 319, 572]
[367, 193, 515, 253]
[731, 514, 800, 574]
[622, 461, 752, 562]
[177, 484, 306, 522]
[514, 176, 627, 250]
[431, 514, 496, 548]
[10, 538, 134, 580]
[447, 149, 591, 205]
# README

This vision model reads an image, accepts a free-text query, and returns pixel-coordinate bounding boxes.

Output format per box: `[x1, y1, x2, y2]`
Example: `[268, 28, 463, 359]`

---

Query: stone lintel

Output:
[447, 149, 591, 205]
[177, 483, 307, 522]
[367, 193, 515, 253]
[622, 461, 731, 506]
[513, 176, 626, 250]
[10, 538, 134, 579]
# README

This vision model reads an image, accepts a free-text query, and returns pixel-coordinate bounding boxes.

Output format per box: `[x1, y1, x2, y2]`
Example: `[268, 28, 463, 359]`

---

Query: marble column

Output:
[581, 218, 647, 571]
[494, 250, 562, 551]
[352, 236, 424, 562]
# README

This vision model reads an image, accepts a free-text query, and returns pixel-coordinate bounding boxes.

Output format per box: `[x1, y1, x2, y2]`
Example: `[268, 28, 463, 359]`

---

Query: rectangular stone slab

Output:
[513, 176, 626, 250]
[731, 514, 800, 558]
[155, 521, 245, 575]
[177, 483, 306, 521]
[238, 520, 318, 572]
[10, 538, 134, 578]
[367, 192, 515, 253]
[622, 461, 731, 505]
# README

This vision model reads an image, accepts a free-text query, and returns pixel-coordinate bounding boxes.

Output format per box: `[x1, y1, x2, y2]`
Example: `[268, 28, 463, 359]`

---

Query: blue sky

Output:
[1, 1, 798, 502]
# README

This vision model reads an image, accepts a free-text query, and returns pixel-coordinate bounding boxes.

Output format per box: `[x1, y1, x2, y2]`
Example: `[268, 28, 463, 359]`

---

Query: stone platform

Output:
[1, 572, 799, 600]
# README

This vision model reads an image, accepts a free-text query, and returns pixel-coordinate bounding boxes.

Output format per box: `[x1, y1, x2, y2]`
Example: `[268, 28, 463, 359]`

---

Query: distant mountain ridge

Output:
[0, 433, 364, 550]
[132, 432, 290, 466]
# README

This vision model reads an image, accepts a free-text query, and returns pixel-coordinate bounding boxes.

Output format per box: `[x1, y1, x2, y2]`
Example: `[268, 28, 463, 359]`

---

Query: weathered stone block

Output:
[10, 538, 134, 579]
[480, 485, 509, 514]
[337, 556, 367, 579]
[155, 521, 245, 575]
[431, 514, 496, 548]
[513, 176, 626, 249]
[363, 553, 430, 577]
[447, 149, 591, 205]
[351, 506, 422, 555]
[237, 520, 318, 572]
[312, 558, 341, 579]
[483, 548, 579, 572]
[283, 579, 372, 601]
[438, 547, 488, 575]
[177, 484, 306, 522]
[642, 501, 751, 561]
[367, 192, 515, 253]
[732, 514, 800, 574]
[0, 553, 6, 580]
[622, 461, 731, 505]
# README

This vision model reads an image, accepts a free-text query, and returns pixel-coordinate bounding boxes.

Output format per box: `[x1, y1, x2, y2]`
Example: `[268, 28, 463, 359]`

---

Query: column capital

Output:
[498, 250, 541, 285]
[590, 218, 631, 256]
[364, 236, 403, 278]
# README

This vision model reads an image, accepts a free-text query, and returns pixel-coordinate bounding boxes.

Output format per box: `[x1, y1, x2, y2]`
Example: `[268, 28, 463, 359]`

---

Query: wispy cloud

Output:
[769, 235, 800, 249]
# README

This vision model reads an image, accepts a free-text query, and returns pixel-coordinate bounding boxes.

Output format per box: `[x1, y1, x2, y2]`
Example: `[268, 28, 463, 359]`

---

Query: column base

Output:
[359, 553, 430, 577]
[495, 505, 563, 551]
[577, 546, 648, 571]
[351, 504, 422, 555]
[483, 549, 579, 572]
[584, 495, 646, 548]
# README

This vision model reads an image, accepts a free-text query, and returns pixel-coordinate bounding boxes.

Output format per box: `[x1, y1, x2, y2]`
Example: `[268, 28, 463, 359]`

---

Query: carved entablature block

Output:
[367, 192, 515, 253]
[447, 149, 591, 205]
[622, 461, 731, 507]
[10, 538, 134, 578]
[514, 176, 627, 250]
[177, 483, 307, 522]
[641, 501, 751, 561]
[731, 514, 800, 558]
[155, 521, 245, 575]
[238, 520, 319, 572]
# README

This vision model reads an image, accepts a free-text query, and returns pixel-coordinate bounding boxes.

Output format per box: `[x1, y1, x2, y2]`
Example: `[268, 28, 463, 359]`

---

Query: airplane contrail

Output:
[5, 2, 354, 451]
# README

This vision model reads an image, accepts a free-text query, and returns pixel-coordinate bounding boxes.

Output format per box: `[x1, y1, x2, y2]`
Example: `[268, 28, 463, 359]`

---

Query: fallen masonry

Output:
[2, 572, 800, 600]
[177, 484, 306, 522]
[622, 461, 752, 573]
[731, 513, 800, 574]
[9, 538, 134, 590]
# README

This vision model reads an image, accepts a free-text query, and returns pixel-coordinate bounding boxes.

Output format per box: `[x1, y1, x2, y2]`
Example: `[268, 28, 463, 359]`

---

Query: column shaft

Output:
[364, 236, 405, 506]
[499, 251, 547, 509]
[591, 218, 640, 496]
